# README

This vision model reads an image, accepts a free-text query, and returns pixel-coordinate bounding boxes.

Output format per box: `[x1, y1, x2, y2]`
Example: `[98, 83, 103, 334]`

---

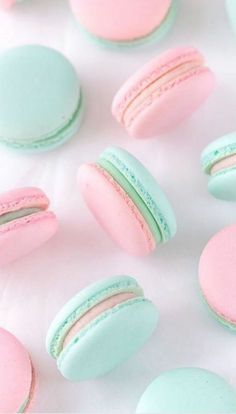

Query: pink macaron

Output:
[0, 327, 36, 413]
[0, 187, 58, 266]
[69, 0, 176, 46]
[199, 225, 236, 330]
[112, 46, 216, 138]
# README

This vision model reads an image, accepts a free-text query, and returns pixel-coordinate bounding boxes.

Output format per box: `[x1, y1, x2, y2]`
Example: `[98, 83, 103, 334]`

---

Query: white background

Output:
[0, 0, 236, 412]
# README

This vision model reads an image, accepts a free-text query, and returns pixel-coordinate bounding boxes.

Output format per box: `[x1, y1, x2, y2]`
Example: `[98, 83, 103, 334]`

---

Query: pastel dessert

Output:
[77, 146, 176, 256]
[0, 187, 58, 266]
[69, 0, 176, 47]
[0, 45, 83, 152]
[226, 0, 236, 36]
[201, 132, 236, 200]
[46, 276, 158, 381]
[199, 225, 236, 330]
[112, 47, 215, 138]
[0, 327, 36, 413]
[136, 367, 236, 413]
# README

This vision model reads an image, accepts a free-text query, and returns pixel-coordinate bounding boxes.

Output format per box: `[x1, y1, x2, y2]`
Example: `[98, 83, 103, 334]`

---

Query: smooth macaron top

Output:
[0, 45, 81, 150]
[99, 147, 176, 243]
[112, 46, 215, 138]
[199, 225, 236, 328]
[69, 0, 172, 42]
[226, 0, 236, 33]
[136, 367, 236, 413]
[0, 328, 34, 413]
[46, 276, 158, 380]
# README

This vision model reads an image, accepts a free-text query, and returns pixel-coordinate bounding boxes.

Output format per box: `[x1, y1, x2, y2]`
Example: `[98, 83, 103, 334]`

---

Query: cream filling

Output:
[123, 60, 203, 127]
[63, 292, 137, 349]
[210, 153, 236, 175]
[0, 207, 41, 226]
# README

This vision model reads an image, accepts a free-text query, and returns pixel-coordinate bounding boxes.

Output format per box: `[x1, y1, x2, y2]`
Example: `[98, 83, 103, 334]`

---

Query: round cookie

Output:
[137, 368, 236, 413]
[46, 276, 158, 381]
[0, 45, 83, 152]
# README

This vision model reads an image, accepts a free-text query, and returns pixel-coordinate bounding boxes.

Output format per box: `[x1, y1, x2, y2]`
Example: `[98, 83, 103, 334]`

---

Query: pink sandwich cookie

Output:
[112, 47, 216, 138]
[69, 0, 176, 47]
[0, 327, 36, 413]
[0, 187, 58, 266]
[199, 225, 236, 330]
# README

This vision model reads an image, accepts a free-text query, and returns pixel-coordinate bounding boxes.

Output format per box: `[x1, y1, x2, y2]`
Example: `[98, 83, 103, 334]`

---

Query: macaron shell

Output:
[0, 328, 32, 413]
[208, 169, 236, 200]
[0, 211, 58, 266]
[0, 187, 49, 215]
[101, 147, 177, 241]
[136, 368, 236, 413]
[201, 132, 236, 174]
[69, 0, 171, 41]
[127, 67, 215, 138]
[78, 163, 155, 256]
[199, 225, 236, 326]
[0, 0, 15, 8]
[46, 275, 142, 358]
[58, 298, 158, 380]
[0, 45, 80, 148]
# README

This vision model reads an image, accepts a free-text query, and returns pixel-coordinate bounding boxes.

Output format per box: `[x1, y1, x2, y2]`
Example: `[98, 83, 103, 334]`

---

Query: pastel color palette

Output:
[77, 146, 176, 256]
[201, 132, 236, 200]
[136, 368, 236, 413]
[69, 0, 176, 47]
[0, 187, 58, 266]
[199, 224, 236, 330]
[0, 45, 83, 152]
[112, 47, 215, 138]
[46, 276, 158, 381]
[0, 328, 36, 413]
[226, 0, 236, 35]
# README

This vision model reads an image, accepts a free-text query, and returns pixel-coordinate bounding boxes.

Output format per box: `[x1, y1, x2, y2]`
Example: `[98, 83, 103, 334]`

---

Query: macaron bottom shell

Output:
[74, 0, 177, 48]
[207, 168, 236, 201]
[57, 297, 158, 381]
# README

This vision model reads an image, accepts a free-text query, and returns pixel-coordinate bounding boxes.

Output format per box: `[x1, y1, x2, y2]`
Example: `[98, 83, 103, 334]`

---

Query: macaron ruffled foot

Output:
[77, 146, 176, 256]
[46, 276, 158, 381]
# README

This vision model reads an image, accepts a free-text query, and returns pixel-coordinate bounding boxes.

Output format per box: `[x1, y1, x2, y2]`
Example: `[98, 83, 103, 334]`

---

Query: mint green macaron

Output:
[46, 276, 158, 381]
[201, 132, 236, 200]
[226, 0, 236, 35]
[137, 368, 236, 413]
[0, 45, 83, 152]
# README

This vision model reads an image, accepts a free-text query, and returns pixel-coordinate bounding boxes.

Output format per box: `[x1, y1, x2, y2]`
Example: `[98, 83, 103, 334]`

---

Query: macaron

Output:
[46, 275, 158, 381]
[226, 0, 236, 36]
[199, 224, 236, 330]
[136, 367, 236, 413]
[0, 186, 58, 266]
[112, 47, 215, 138]
[69, 0, 176, 47]
[0, 327, 36, 413]
[77, 146, 176, 256]
[201, 132, 236, 201]
[0, 45, 83, 152]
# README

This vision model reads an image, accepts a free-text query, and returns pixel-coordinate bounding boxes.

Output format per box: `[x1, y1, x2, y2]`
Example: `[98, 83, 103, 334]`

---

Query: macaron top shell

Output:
[226, 0, 236, 34]
[100, 147, 177, 242]
[0, 45, 80, 149]
[136, 368, 236, 413]
[0, 328, 33, 413]
[112, 47, 215, 138]
[46, 276, 158, 380]
[199, 225, 236, 326]
[70, 0, 172, 41]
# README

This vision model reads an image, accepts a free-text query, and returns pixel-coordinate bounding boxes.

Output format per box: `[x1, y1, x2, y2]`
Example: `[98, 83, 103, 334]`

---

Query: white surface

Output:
[0, 0, 236, 413]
